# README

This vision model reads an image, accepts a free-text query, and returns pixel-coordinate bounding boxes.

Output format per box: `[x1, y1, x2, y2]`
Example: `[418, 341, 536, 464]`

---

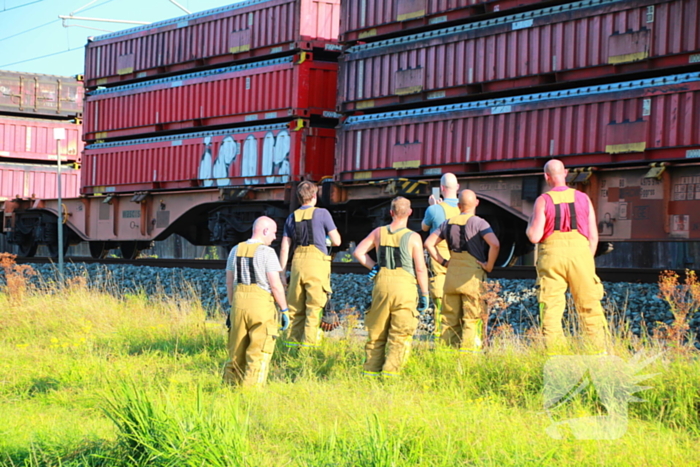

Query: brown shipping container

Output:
[340, 0, 700, 112]
[81, 121, 335, 194]
[0, 70, 84, 118]
[84, 0, 341, 88]
[336, 72, 700, 180]
[0, 116, 82, 164]
[84, 55, 338, 141]
[0, 161, 80, 200]
[340, 0, 558, 43]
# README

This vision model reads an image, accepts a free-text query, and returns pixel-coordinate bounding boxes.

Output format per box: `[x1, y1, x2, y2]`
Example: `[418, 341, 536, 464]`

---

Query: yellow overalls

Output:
[286, 207, 332, 347]
[364, 226, 419, 377]
[223, 242, 279, 386]
[536, 188, 608, 354]
[429, 201, 460, 337]
[441, 214, 486, 352]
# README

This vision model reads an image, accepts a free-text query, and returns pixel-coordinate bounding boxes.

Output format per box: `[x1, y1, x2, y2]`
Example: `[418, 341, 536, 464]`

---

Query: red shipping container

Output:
[81, 121, 335, 194]
[84, 0, 341, 88]
[336, 72, 700, 180]
[84, 55, 338, 141]
[0, 116, 82, 164]
[340, 0, 558, 43]
[0, 70, 84, 118]
[340, 0, 700, 112]
[0, 161, 80, 200]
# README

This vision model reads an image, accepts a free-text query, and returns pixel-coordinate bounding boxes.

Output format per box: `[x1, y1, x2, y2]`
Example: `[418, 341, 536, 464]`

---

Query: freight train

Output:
[1, 0, 699, 268]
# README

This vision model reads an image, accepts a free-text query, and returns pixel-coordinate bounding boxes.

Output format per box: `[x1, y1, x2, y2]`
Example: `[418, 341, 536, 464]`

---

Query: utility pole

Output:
[53, 128, 66, 286]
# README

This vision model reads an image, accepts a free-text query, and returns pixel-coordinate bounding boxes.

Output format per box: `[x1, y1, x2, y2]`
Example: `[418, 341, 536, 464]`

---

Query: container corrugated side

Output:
[0, 162, 80, 200]
[340, 0, 556, 43]
[336, 72, 700, 180]
[81, 121, 335, 194]
[84, 0, 341, 87]
[0, 116, 82, 163]
[340, 0, 700, 112]
[84, 56, 338, 141]
[0, 70, 84, 118]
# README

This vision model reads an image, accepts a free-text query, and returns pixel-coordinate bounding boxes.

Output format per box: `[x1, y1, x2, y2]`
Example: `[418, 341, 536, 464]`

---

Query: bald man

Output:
[526, 159, 608, 354]
[354, 197, 430, 377]
[425, 190, 500, 351]
[422, 173, 461, 337]
[224, 216, 289, 386]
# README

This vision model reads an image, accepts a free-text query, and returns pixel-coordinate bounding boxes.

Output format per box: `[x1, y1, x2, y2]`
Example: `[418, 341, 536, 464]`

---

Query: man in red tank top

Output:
[526, 159, 609, 354]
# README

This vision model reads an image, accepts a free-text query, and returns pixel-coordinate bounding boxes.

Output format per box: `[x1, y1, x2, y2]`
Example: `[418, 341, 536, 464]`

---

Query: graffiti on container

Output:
[198, 130, 290, 186]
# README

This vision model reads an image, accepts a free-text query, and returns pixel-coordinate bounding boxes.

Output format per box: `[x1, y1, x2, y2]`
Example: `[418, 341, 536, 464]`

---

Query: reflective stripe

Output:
[363, 371, 381, 377]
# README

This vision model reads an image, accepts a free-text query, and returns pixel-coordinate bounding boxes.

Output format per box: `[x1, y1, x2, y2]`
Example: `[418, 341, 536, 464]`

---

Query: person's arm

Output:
[477, 232, 500, 273]
[279, 236, 292, 271]
[424, 221, 447, 265]
[267, 270, 288, 310]
[587, 196, 599, 257]
[421, 205, 434, 232]
[226, 270, 234, 306]
[410, 233, 429, 297]
[353, 228, 379, 269]
[327, 229, 341, 247]
[526, 196, 546, 244]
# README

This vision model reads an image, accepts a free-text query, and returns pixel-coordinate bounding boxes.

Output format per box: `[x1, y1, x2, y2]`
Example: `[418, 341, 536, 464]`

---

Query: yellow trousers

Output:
[364, 269, 418, 376]
[286, 246, 332, 347]
[441, 253, 485, 352]
[536, 232, 608, 354]
[223, 284, 278, 387]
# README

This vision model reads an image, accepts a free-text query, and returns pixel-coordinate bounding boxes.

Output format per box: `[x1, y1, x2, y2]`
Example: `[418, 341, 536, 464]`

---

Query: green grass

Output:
[1, 280, 699, 466]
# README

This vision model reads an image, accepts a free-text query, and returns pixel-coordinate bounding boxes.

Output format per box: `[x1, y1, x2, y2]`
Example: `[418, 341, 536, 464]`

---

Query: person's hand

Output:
[477, 261, 493, 273]
[417, 294, 430, 313]
[225, 313, 231, 331]
[279, 308, 290, 331]
[428, 194, 442, 206]
[368, 264, 380, 280]
[280, 271, 288, 288]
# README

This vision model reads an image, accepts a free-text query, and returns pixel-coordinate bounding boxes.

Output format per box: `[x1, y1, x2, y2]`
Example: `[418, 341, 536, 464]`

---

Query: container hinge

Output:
[644, 162, 667, 179]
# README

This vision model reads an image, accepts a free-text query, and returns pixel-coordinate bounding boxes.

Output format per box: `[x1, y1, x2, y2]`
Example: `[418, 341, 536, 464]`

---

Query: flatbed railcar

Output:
[83, 0, 341, 88]
[339, 0, 700, 113]
[83, 54, 338, 142]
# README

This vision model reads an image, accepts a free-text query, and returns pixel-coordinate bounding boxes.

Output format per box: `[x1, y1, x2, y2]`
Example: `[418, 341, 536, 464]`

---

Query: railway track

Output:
[14, 256, 679, 283]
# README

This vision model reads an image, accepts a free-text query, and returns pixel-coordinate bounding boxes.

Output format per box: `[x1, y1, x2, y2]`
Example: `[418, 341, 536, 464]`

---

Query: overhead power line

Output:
[0, 0, 45, 13]
[0, 46, 82, 68]
[0, 18, 58, 42]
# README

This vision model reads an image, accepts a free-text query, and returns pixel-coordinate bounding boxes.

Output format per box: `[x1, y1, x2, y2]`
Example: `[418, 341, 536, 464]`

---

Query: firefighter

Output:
[424, 190, 500, 351]
[421, 173, 461, 337]
[353, 197, 430, 376]
[279, 181, 341, 347]
[223, 216, 289, 387]
[526, 159, 609, 354]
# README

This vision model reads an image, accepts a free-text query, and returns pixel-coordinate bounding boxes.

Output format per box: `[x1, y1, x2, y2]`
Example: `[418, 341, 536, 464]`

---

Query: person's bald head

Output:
[544, 159, 568, 186]
[390, 196, 412, 219]
[440, 173, 459, 198]
[252, 216, 278, 245]
[458, 189, 479, 213]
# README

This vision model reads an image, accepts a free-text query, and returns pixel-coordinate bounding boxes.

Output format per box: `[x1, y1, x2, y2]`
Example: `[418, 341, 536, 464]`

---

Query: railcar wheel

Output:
[17, 239, 38, 258]
[89, 241, 108, 259]
[119, 242, 140, 260]
[47, 239, 69, 258]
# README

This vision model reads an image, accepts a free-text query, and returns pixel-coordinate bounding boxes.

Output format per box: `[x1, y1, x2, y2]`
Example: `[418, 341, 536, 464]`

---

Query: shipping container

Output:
[84, 55, 338, 141]
[0, 70, 84, 118]
[84, 0, 341, 88]
[0, 115, 82, 163]
[336, 72, 700, 180]
[340, 0, 700, 112]
[340, 0, 559, 43]
[81, 120, 335, 194]
[0, 161, 80, 200]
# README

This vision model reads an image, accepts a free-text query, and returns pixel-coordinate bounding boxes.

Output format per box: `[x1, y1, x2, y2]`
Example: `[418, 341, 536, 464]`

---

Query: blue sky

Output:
[0, 0, 243, 77]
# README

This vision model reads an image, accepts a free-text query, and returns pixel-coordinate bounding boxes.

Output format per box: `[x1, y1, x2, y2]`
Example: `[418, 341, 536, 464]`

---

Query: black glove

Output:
[225, 313, 231, 331]
[321, 294, 340, 331]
